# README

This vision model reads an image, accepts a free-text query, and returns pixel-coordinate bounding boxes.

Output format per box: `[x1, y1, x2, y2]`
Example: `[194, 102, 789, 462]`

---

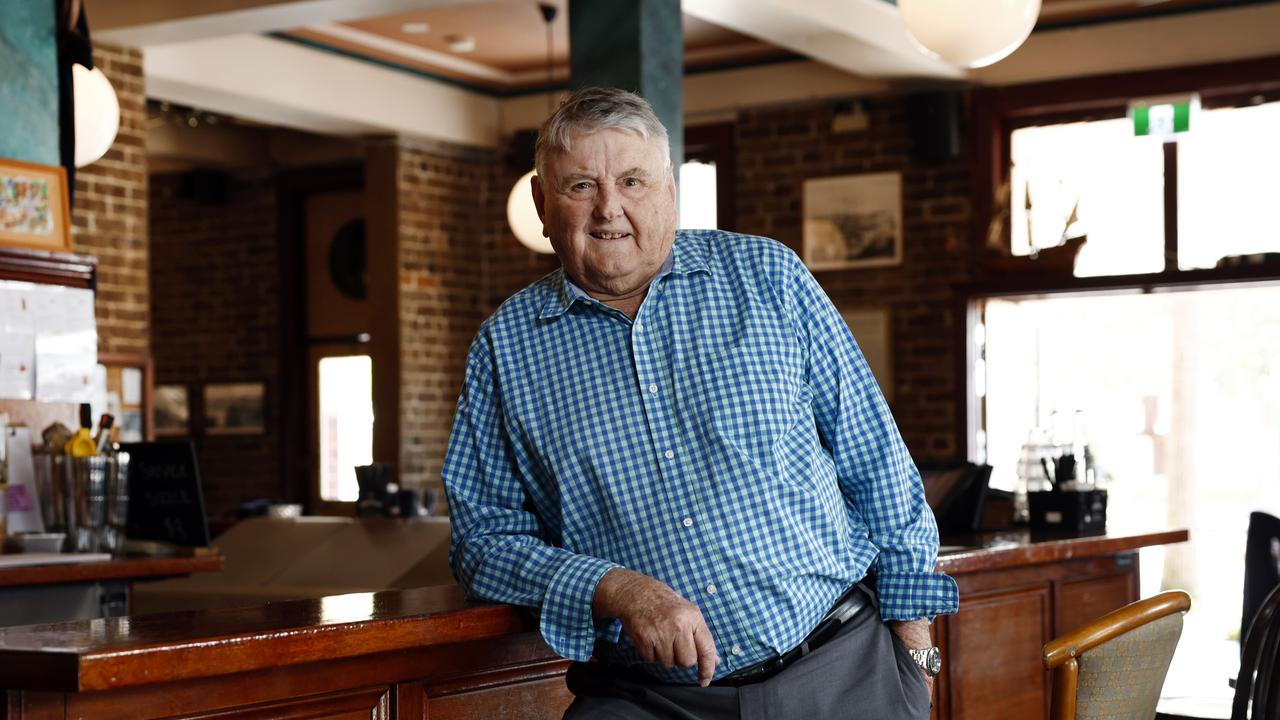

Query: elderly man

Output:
[443, 86, 957, 719]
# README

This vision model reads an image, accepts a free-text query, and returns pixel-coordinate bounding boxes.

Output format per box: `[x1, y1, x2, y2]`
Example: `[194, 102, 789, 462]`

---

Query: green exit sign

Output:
[1130, 94, 1200, 138]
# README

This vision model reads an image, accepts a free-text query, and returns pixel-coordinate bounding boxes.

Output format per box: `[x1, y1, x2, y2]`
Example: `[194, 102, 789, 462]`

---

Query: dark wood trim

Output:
[684, 122, 737, 232]
[960, 262, 1280, 299]
[1162, 141, 1179, 272]
[0, 247, 97, 289]
[275, 162, 365, 513]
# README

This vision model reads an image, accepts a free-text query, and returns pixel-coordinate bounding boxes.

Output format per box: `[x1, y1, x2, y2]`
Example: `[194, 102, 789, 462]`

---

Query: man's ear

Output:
[531, 173, 547, 236]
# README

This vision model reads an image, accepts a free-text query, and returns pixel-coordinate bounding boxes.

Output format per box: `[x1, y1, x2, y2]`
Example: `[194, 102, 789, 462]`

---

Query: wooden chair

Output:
[1230, 583, 1280, 720]
[1044, 590, 1191, 720]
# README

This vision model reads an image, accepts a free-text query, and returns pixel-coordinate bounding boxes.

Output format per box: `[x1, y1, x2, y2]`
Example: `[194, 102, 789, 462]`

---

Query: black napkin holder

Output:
[1029, 489, 1107, 537]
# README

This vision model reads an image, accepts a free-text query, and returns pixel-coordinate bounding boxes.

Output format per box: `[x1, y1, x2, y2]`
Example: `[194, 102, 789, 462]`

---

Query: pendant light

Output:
[506, 3, 559, 254]
[65, 0, 120, 167]
[899, 0, 1041, 69]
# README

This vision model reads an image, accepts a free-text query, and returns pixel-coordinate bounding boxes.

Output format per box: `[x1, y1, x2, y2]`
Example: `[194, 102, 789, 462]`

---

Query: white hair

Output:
[534, 86, 671, 179]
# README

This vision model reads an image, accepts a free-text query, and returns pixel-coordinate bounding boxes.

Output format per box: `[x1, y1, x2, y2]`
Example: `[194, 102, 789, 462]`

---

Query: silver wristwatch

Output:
[908, 646, 942, 677]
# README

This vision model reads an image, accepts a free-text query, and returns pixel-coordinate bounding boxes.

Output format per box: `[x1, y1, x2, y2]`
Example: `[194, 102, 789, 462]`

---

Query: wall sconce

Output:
[899, 0, 1041, 69]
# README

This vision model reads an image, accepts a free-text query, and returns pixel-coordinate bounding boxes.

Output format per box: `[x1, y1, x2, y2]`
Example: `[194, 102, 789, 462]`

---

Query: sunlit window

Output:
[679, 160, 717, 230]
[981, 285, 1280, 700]
[1011, 118, 1165, 277]
[318, 355, 373, 502]
[1178, 100, 1280, 269]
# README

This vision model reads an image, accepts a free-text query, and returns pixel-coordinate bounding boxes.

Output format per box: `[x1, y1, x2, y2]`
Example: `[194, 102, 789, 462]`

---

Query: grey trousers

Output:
[562, 605, 931, 720]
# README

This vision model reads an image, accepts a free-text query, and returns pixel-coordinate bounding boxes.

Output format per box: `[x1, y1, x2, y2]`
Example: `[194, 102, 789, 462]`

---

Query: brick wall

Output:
[73, 43, 149, 356]
[394, 140, 551, 497]
[149, 170, 281, 519]
[734, 96, 973, 461]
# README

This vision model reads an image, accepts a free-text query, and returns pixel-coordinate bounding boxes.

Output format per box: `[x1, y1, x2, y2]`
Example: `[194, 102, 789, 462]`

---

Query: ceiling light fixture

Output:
[899, 0, 1041, 69]
[506, 3, 559, 255]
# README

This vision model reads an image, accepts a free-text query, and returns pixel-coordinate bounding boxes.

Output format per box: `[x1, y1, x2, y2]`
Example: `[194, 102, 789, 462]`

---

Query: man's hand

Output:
[593, 568, 719, 687]
[888, 619, 935, 697]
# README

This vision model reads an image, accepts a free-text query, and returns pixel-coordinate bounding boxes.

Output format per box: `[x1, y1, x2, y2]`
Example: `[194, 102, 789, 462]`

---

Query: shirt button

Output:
[648, 383, 658, 394]
[636, 322, 644, 331]
[706, 583, 717, 595]
[682, 517, 693, 528]
[731, 644, 743, 656]
[664, 449, 674, 460]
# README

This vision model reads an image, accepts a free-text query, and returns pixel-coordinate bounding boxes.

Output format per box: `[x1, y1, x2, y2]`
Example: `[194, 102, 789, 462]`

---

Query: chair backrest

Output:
[1242, 512, 1280, 652]
[1233, 583, 1280, 720]
[1044, 590, 1191, 720]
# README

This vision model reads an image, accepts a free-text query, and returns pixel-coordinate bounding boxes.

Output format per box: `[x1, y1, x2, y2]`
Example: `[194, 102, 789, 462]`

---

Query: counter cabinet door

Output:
[12, 686, 392, 720]
[936, 584, 1053, 720]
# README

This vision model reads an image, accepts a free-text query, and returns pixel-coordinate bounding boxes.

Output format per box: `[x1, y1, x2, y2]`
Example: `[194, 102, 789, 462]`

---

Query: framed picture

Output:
[0, 159, 72, 253]
[154, 384, 190, 437]
[802, 172, 903, 270]
[97, 352, 155, 442]
[841, 307, 894, 404]
[204, 382, 265, 436]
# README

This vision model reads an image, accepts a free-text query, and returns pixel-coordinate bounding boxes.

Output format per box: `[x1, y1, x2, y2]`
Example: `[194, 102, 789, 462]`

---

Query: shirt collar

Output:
[538, 231, 711, 319]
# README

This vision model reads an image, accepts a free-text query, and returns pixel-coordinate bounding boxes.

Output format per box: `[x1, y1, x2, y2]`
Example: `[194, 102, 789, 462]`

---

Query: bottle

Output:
[94, 414, 115, 455]
[67, 404, 97, 458]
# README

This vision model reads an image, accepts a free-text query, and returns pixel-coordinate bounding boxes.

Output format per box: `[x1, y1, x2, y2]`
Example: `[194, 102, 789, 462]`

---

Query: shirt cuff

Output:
[875, 571, 960, 622]
[539, 554, 621, 662]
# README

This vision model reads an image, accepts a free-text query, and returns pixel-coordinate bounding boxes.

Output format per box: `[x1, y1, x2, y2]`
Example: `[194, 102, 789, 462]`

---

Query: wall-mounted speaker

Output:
[907, 92, 961, 165]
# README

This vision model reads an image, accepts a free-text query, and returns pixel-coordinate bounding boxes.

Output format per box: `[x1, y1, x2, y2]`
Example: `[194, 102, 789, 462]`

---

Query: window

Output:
[317, 354, 373, 502]
[979, 284, 1280, 698]
[679, 160, 718, 230]
[1178, 101, 1280, 270]
[1011, 119, 1165, 276]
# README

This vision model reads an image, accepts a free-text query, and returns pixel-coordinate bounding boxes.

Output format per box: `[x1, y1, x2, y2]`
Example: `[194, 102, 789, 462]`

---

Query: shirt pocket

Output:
[697, 344, 812, 466]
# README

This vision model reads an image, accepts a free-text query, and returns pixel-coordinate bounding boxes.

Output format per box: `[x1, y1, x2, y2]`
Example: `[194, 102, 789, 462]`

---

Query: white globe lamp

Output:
[72, 64, 120, 167]
[506, 170, 553, 254]
[899, 0, 1041, 69]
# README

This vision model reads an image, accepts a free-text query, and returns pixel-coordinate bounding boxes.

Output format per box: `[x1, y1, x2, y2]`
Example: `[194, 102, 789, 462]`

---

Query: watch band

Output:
[907, 646, 942, 677]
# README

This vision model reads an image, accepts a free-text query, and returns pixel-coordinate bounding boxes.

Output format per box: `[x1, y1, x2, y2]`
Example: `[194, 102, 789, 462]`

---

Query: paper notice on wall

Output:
[0, 282, 37, 334]
[33, 285, 97, 403]
[4, 426, 45, 535]
[0, 333, 35, 400]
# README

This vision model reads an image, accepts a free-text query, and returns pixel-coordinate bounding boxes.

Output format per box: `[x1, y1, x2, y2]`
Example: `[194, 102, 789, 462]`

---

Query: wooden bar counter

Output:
[0, 529, 1186, 720]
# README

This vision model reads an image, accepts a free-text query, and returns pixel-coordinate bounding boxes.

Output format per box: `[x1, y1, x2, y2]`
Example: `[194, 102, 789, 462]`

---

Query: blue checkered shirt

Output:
[444, 230, 958, 684]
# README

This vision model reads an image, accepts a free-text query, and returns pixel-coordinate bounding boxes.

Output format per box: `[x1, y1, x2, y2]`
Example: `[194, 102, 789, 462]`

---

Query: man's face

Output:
[532, 128, 677, 300]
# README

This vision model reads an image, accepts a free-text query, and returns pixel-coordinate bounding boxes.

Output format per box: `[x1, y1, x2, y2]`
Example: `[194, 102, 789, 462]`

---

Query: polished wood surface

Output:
[0, 584, 531, 693]
[0, 555, 223, 589]
[0, 529, 1189, 720]
[937, 528, 1189, 574]
[0, 246, 97, 289]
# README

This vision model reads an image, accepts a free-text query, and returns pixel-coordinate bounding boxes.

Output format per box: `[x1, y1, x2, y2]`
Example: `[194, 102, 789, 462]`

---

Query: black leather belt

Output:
[711, 584, 871, 687]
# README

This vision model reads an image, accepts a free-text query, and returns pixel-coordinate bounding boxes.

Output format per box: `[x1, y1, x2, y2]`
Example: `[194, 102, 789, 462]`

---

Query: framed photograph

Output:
[154, 384, 190, 437]
[802, 172, 903, 270]
[204, 382, 265, 436]
[0, 159, 72, 253]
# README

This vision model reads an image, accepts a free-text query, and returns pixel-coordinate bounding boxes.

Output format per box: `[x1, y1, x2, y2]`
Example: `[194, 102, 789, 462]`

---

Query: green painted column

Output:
[568, 0, 683, 167]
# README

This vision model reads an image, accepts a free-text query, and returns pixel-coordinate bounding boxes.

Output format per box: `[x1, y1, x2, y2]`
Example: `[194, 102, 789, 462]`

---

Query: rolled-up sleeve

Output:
[780, 251, 959, 621]
[444, 334, 620, 661]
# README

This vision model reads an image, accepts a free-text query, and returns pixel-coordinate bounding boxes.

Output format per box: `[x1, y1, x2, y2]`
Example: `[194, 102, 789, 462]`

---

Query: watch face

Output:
[926, 648, 942, 675]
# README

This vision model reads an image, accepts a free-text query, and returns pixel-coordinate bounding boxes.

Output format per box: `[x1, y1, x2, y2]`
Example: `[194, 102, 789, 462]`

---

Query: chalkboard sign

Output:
[120, 441, 211, 547]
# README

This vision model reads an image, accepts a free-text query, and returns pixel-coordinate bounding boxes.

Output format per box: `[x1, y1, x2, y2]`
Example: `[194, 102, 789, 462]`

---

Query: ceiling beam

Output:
[145, 34, 502, 147]
[681, 0, 964, 80]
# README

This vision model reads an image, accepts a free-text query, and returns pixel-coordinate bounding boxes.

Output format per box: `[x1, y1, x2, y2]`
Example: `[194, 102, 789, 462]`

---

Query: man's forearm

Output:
[888, 618, 932, 649]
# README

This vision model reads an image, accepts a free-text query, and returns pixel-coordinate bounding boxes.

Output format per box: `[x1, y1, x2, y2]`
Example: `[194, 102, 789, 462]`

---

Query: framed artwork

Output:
[97, 352, 155, 442]
[204, 382, 265, 436]
[840, 307, 894, 404]
[0, 159, 72, 253]
[154, 384, 190, 437]
[802, 172, 903, 270]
